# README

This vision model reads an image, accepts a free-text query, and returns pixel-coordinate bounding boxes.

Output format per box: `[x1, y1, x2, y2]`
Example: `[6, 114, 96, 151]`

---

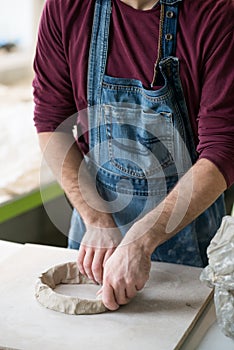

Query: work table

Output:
[0, 240, 233, 350]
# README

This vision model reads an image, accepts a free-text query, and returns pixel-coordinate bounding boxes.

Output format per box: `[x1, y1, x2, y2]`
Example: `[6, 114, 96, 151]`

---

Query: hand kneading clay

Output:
[35, 262, 107, 315]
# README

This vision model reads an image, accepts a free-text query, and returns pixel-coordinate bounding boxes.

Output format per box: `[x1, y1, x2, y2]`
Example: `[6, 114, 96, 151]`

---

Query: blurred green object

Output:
[0, 182, 63, 224]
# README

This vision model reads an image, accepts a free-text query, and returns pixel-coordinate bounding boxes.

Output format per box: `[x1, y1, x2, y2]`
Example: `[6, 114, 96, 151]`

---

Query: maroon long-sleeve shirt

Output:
[33, 0, 234, 186]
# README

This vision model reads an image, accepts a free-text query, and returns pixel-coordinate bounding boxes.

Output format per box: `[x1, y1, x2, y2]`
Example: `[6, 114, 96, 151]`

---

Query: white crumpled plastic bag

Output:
[200, 215, 234, 339]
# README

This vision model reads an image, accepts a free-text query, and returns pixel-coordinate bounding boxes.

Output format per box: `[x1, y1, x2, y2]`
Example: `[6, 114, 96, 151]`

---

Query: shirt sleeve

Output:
[33, 0, 77, 134]
[197, 30, 234, 187]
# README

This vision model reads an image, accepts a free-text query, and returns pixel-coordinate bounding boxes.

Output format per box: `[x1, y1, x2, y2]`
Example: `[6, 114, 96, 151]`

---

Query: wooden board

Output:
[0, 243, 213, 350]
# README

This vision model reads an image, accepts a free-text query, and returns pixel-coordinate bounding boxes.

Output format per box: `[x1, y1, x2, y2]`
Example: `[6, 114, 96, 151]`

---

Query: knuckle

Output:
[125, 278, 134, 286]
[104, 273, 113, 285]
[112, 277, 124, 288]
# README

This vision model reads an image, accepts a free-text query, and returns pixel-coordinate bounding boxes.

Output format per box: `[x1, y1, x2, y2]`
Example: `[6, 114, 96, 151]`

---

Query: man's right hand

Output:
[38, 132, 122, 285]
[77, 218, 122, 284]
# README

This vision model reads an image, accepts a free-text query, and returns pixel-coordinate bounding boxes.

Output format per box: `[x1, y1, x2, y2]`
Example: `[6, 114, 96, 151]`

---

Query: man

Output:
[33, 0, 234, 311]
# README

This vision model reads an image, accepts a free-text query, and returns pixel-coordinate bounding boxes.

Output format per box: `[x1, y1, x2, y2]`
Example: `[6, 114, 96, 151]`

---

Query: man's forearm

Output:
[123, 158, 227, 254]
[38, 132, 115, 227]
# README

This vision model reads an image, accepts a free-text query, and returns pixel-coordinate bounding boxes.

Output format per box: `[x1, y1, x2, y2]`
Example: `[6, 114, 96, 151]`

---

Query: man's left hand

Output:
[100, 239, 151, 310]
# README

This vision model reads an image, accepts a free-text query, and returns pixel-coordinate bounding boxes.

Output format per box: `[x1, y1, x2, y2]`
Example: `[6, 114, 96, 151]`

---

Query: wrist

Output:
[79, 207, 116, 229]
[120, 226, 156, 257]
[121, 218, 166, 256]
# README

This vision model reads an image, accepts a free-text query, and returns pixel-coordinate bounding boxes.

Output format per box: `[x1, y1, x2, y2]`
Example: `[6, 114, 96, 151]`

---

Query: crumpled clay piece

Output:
[200, 215, 234, 339]
[35, 262, 107, 315]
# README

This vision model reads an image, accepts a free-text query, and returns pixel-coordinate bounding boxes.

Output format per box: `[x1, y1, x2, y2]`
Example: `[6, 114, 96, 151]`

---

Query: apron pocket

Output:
[103, 104, 175, 179]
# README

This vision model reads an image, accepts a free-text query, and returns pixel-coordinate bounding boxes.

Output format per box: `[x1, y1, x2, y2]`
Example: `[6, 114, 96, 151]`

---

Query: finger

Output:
[103, 248, 115, 266]
[114, 285, 129, 305]
[92, 249, 105, 284]
[96, 287, 103, 296]
[136, 280, 146, 291]
[125, 284, 138, 299]
[102, 283, 119, 311]
[77, 246, 86, 276]
[83, 248, 95, 281]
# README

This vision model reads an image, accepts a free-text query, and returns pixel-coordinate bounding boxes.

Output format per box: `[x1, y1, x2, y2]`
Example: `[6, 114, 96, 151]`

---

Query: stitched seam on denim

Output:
[166, 62, 189, 160]
[163, 60, 187, 147]
[97, 3, 112, 104]
[110, 158, 175, 178]
[102, 82, 171, 101]
[96, 178, 167, 196]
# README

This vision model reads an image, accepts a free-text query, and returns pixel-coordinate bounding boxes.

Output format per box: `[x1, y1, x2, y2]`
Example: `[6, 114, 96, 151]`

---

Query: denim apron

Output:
[68, 0, 225, 267]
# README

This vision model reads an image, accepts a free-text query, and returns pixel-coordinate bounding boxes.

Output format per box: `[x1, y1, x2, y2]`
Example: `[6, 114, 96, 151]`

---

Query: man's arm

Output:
[38, 132, 227, 310]
[38, 132, 122, 284]
[101, 158, 227, 310]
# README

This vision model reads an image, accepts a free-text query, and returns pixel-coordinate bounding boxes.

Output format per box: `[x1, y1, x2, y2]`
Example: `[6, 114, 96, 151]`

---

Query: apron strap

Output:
[161, 0, 181, 59]
[151, 0, 181, 86]
[87, 0, 112, 107]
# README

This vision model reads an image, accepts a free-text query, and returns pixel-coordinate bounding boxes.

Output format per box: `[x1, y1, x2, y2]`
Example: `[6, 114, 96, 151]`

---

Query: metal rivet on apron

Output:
[166, 11, 174, 18]
[165, 33, 173, 41]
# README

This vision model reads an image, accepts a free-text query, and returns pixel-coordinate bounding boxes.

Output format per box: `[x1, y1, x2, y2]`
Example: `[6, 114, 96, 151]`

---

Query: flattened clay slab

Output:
[35, 262, 107, 315]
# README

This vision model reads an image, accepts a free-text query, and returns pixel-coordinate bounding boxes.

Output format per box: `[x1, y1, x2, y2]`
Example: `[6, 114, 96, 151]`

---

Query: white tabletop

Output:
[0, 239, 22, 262]
[0, 240, 233, 350]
